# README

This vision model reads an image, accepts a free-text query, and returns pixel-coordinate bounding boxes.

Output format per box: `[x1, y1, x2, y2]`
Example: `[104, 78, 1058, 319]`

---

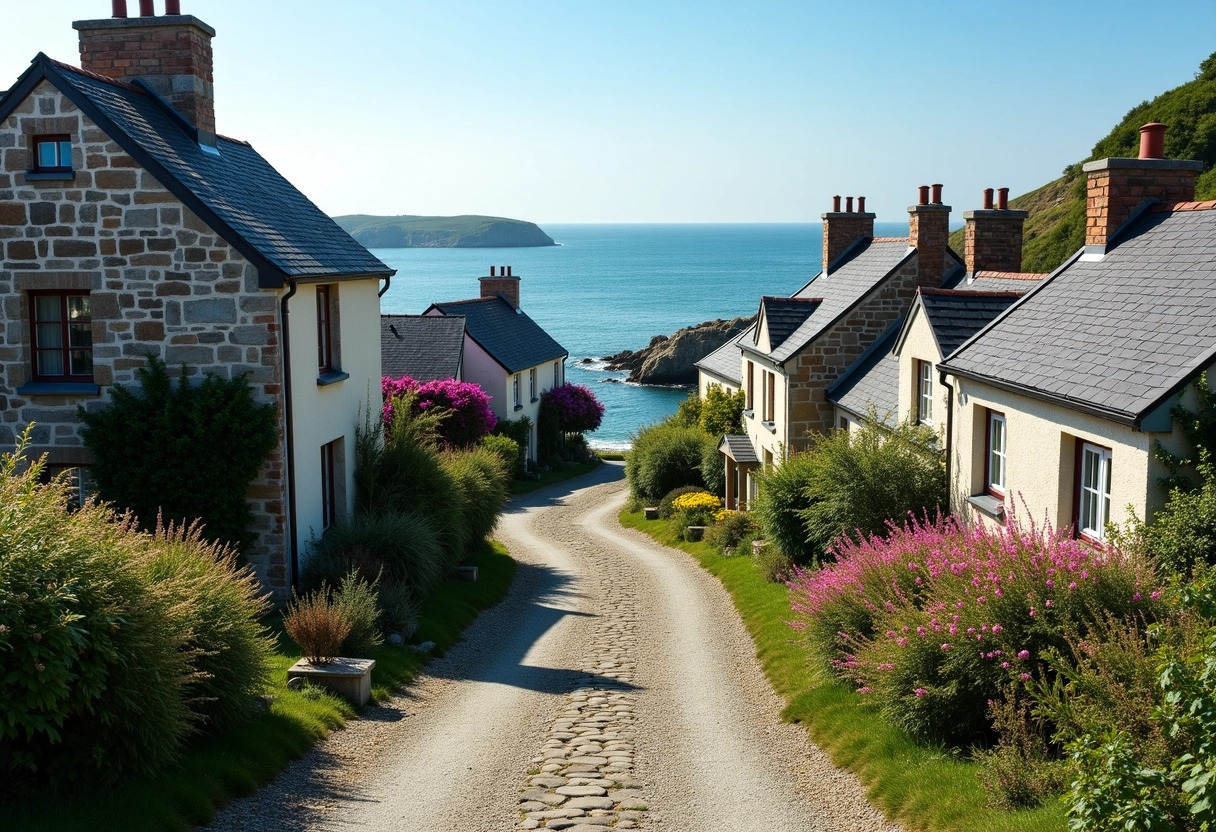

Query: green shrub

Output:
[974, 689, 1071, 809]
[440, 446, 509, 550]
[304, 510, 445, 600]
[79, 356, 278, 552]
[752, 451, 818, 565]
[378, 579, 420, 637]
[138, 521, 274, 731]
[700, 434, 725, 496]
[657, 484, 705, 519]
[333, 569, 384, 656]
[672, 391, 702, 428]
[482, 432, 524, 480]
[626, 422, 707, 504]
[0, 434, 195, 782]
[753, 541, 793, 583]
[1145, 456, 1216, 574]
[1154, 373, 1216, 493]
[706, 510, 757, 552]
[796, 418, 945, 561]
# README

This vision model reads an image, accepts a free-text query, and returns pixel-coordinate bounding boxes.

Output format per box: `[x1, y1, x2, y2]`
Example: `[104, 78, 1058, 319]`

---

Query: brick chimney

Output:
[1083, 123, 1202, 250]
[963, 187, 1029, 273]
[74, 1, 217, 140]
[480, 265, 520, 309]
[908, 184, 951, 288]
[820, 195, 874, 275]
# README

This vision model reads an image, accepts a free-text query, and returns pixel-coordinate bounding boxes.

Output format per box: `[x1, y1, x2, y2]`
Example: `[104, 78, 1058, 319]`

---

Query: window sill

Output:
[514, 404, 524, 412]
[16, 381, 100, 396]
[316, 371, 349, 387]
[966, 493, 1005, 521]
[743, 409, 754, 419]
[531, 397, 539, 404]
[761, 420, 777, 433]
[25, 171, 76, 182]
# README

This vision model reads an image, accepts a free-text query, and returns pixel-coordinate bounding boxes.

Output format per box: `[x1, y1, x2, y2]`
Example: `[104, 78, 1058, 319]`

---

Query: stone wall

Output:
[784, 257, 921, 451]
[964, 210, 1028, 274]
[0, 81, 289, 594]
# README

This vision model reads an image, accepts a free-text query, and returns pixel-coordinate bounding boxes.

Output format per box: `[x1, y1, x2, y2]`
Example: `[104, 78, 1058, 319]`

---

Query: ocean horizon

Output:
[375, 222, 910, 448]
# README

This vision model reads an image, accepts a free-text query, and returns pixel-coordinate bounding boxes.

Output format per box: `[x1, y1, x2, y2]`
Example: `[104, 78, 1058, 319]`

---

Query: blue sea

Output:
[374, 222, 908, 449]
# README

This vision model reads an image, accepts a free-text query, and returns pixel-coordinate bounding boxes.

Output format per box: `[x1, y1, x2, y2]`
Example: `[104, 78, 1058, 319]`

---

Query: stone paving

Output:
[517, 551, 647, 831]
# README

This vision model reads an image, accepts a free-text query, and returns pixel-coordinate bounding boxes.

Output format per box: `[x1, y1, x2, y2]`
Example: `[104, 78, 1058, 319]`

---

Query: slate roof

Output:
[760, 297, 821, 351]
[695, 325, 752, 386]
[944, 270, 1046, 293]
[940, 203, 1216, 424]
[719, 434, 759, 464]
[916, 289, 1025, 358]
[826, 321, 900, 425]
[745, 238, 921, 364]
[0, 55, 392, 288]
[426, 296, 567, 374]
[381, 315, 465, 382]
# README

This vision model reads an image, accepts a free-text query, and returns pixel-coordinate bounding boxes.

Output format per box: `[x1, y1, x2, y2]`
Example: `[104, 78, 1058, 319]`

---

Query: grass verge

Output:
[509, 460, 600, 495]
[8, 540, 515, 832]
[618, 508, 1067, 832]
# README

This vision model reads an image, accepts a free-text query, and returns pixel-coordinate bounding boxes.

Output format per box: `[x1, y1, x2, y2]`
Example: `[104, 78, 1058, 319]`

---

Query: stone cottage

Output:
[0, 2, 393, 598]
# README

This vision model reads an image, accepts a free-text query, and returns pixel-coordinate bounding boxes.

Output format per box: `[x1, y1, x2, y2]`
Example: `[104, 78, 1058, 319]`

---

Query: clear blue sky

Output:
[6, 1, 1216, 223]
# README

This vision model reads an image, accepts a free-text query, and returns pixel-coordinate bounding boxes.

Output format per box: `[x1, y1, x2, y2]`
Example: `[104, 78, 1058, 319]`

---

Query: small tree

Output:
[539, 383, 604, 466]
[80, 357, 277, 552]
[700, 383, 746, 437]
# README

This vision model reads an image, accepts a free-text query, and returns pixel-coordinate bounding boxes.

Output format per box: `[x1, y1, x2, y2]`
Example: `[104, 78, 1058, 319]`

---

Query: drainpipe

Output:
[378, 275, 391, 298]
[940, 369, 953, 516]
[280, 279, 299, 589]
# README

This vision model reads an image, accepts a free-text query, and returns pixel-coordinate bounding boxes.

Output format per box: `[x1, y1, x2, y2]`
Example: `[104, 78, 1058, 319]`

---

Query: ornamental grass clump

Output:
[283, 588, 352, 665]
[789, 510, 1163, 747]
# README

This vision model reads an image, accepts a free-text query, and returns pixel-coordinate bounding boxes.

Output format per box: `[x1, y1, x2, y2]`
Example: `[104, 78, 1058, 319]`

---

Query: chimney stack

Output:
[74, 2, 217, 140]
[480, 266, 521, 309]
[964, 186, 1029, 274]
[908, 184, 951, 288]
[820, 194, 875, 275]
[1083, 123, 1201, 251]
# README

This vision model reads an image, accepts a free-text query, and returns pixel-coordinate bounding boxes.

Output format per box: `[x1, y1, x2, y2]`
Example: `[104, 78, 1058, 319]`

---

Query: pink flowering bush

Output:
[382, 375, 496, 448]
[789, 510, 1163, 745]
[541, 383, 605, 433]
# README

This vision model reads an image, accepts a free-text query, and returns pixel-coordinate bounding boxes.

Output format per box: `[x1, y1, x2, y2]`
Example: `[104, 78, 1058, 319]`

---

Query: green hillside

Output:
[949, 50, 1216, 273]
[333, 214, 556, 248]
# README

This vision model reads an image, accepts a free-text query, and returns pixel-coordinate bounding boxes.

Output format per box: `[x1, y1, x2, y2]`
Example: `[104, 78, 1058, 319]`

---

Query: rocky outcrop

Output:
[332, 214, 557, 248]
[603, 316, 754, 385]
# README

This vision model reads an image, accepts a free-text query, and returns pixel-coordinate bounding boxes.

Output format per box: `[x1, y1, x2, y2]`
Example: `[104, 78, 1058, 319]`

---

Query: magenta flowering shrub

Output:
[541, 383, 605, 433]
[382, 375, 496, 448]
[789, 511, 1163, 745]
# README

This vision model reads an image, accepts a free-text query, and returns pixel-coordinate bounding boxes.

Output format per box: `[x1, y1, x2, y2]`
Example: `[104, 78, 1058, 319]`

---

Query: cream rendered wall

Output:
[698, 369, 739, 399]
[950, 377, 1156, 534]
[896, 307, 949, 427]
[289, 279, 382, 567]
[743, 354, 787, 468]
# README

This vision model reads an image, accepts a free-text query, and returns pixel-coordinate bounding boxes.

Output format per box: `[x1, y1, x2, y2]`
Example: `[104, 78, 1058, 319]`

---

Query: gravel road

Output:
[202, 463, 901, 832]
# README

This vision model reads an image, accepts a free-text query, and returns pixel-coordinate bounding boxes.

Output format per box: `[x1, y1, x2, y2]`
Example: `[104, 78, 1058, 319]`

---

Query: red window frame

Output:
[985, 409, 1006, 498]
[320, 441, 337, 530]
[32, 134, 73, 173]
[316, 285, 333, 373]
[29, 291, 93, 382]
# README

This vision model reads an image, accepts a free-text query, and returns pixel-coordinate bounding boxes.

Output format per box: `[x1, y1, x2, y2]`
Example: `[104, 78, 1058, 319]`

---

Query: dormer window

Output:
[33, 135, 73, 174]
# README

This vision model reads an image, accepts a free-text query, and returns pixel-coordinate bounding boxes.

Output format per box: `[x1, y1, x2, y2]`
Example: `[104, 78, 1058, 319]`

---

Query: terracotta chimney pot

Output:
[832, 195, 841, 212]
[166, 0, 181, 13]
[997, 187, 1009, 210]
[931, 183, 943, 205]
[918, 185, 929, 206]
[982, 188, 994, 210]
[857, 196, 866, 213]
[845, 196, 854, 213]
[112, 0, 128, 17]
[1139, 122, 1167, 160]
[139, 0, 154, 16]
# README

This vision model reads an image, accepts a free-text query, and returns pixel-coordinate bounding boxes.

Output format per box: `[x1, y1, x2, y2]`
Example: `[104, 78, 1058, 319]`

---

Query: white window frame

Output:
[1078, 442, 1112, 541]
[513, 372, 521, 409]
[529, 367, 537, 402]
[917, 360, 934, 424]
[986, 411, 1006, 495]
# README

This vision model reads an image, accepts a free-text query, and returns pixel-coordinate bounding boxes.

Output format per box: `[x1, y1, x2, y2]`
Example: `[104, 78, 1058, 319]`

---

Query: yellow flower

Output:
[672, 492, 722, 512]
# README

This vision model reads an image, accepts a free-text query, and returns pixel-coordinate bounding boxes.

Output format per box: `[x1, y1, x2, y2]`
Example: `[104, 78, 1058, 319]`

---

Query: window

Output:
[765, 372, 776, 422]
[1077, 442, 1112, 541]
[917, 360, 934, 424]
[30, 292, 92, 381]
[530, 367, 537, 402]
[553, 360, 560, 388]
[45, 465, 96, 509]
[320, 440, 337, 530]
[838, 415, 850, 432]
[513, 372, 522, 409]
[986, 411, 1006, 495]
[745, 361, 754, 410]
[316, 285, 335, 373]
[33, 135, 73, 173]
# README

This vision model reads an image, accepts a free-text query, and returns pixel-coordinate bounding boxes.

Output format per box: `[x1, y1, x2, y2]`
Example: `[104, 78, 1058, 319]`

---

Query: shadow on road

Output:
[503, 460, 624, 514]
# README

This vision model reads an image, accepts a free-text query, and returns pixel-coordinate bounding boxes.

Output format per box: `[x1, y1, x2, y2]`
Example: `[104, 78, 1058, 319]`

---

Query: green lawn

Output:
[618, 509, 1067, 832]
[8, 540, 515, 832]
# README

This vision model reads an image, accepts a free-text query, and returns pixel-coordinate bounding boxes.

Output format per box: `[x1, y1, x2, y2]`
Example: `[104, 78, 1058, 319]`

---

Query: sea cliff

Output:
[333, 214, 557, 248]
[599, 316, 755, 386]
